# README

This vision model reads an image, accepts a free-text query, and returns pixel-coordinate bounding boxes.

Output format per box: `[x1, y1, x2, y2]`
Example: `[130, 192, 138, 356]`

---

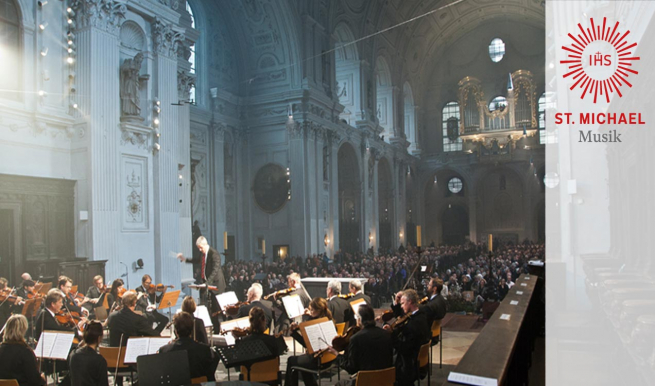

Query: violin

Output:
[331, 325, 362, 352]
[0, 291, 24, 306]
[263, 287, 294, 300]
[230, 327, 251, 338]
[387, 313, 411, 331]
[147, 284, 174, 294]
[224, 301, 249, 316]
[337, 293, 355, 300]
[55, 309, 85, 330]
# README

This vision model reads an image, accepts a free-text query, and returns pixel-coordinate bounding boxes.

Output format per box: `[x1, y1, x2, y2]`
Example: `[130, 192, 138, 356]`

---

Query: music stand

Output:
[36, 283, 52, 295]
[215, 339, 274, 381]
[137, 350, 190, 386]
[158, 290, 180, 334]
[22, 297, 44, 342]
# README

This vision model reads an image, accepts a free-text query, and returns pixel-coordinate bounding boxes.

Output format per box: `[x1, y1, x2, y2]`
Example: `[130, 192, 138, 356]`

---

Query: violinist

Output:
[15, 279, 35, 300]
[106, 279, 125, 311]
[239, 306, 286, 358]
[284, 297, 334, 386]
[181, 296, 208, 345]
[348, 279, 372, 306]
[326, 304, 393, 385]
[420, 277, 447, 327]
[107, 291, 159, 347]
[159, 312, 215, 381]
[275, 273, 310, 333]
[58, 276, 87, 317]
[0, 277, 16, 329]
[235, 283, 272, 327]
[326, 279, 354, 325]
[84, 275, 105, 308]
[35, 289, 83, 338]
[0, 314, 46, 386]
[382, 289, 431, 386]
[68, 321, 109, 386]
[135, 274, 169, 335]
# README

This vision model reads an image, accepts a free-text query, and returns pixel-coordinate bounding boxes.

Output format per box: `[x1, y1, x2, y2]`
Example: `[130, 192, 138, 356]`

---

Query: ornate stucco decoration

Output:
[152, 18, 185, 58]
[177, 70, 196, 100]
[70, 0, 127, 35]
[286, 121, 304, 140]
[157, 0, 179, 11]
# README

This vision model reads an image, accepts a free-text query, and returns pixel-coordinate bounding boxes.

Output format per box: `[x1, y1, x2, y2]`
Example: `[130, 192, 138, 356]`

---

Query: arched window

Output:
[403, 82, 416, 152]
[186, 2, 196, 103]
[0, 0, 20, 100]
[442, 101, 462, 152]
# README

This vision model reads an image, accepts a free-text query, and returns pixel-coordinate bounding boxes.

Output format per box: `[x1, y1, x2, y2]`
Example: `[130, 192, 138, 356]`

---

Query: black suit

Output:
[328, 296, 353, 325]
[276, 287, 311, 332]
[0, 342, 45, 386]
[419, 294, 447, 326]
[193, 317, 208, 345]
[341, 325, 394, 374]
[350, 292, 372, 307]
[135, 285, 168, 335]
[35, 309, 76, 338]
[159, 337, 216, 381]
[236, 300, 273, 327]
[69, 346, 109, 386]
[392, 310, 431, 386]
[107, 307, 159, 347]
[186, 247, 227, 293]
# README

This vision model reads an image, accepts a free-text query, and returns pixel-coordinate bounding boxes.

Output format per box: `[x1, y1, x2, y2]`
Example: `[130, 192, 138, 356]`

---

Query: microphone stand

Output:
[120, 262, 130, 289]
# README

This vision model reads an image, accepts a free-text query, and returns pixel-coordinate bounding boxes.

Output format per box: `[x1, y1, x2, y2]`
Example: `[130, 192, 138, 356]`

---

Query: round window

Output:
[448, 177, 463, 194]
[489, 96, 508, 112]
[489, 38, 505, 62]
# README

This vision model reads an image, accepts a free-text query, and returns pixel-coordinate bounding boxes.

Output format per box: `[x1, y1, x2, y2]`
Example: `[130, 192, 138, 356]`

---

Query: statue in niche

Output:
[120, 52, 146, 119]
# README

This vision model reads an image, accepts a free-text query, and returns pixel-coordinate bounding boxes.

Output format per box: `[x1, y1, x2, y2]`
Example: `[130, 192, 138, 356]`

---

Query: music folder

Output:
[349, 298, 366, 315]
[215, 291, 239, 311]
[35, 331, 76, 360]
[282, 294, 305, 319]
[124, 336, 171, 363]
[299, 317, 338, 354]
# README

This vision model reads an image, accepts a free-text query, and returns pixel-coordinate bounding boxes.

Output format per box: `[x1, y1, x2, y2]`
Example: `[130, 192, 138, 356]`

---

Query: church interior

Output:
[0, 0, 546, 384]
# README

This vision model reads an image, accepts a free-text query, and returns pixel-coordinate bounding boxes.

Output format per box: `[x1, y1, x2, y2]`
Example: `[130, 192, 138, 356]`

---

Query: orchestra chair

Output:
[353, 367, 395, 386]
[290, 351, 340, 386]
[137, 350, 190, 386]
[99, 346, 135, 385]
[417, 342, 430, 385]
[190, 376, 208, 384]
[0, 380, 19, 386]
[430, 319, 443, 370]
[239, 357, 281, 385]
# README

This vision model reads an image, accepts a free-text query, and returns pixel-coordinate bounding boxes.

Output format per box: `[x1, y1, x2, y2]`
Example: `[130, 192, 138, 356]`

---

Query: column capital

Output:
[71, 0, 126, 35]
[152, 18, 185, 58]
[177, 70, 196, 100]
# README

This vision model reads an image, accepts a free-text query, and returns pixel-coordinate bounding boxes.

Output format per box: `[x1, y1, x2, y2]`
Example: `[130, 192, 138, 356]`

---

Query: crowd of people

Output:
[224, 241, 544, 307]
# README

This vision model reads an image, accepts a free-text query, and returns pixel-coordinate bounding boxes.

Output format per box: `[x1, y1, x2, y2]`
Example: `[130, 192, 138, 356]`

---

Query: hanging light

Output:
[40, 47, 48, 57]
[70, 101, 78, 109]
[39, 22, 48, 30]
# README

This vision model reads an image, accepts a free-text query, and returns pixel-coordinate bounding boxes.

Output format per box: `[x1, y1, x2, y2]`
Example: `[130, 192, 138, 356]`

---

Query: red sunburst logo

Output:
[560, 17, 640, 103]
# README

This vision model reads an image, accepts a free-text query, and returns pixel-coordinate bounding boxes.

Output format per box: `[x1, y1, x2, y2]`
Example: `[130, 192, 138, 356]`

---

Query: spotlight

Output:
[68, 20, 75, 29]
[37, 0, 47, 7]
[67, 48, 75, 55]
[38, 90, 46, 97]
[68, 72, 75, 80]
[39, 22, 48, 30]
[70, 84, 76, 93]
[66, 7, 75, 16]
[71, 101, 78, 109]
[66, 31, 75, 39]
[67, 57, 74, 64]
[155, 100, 161, 106]
[154, 143, 161, 151]
[153, 118, 160, 126]
[154, 106, 161, 113]
[67, 39, 73, 45]
[287, 104, 293, 118]
[40, 47, 48, 56]
[154, 128, 160, 137]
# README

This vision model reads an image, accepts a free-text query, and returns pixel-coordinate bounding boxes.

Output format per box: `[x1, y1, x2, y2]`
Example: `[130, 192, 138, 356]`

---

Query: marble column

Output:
[73, 0, 125, 282]
[287, 121, 309, 257]
[328, 131, 340, 255]
[210, 123, 227, 264]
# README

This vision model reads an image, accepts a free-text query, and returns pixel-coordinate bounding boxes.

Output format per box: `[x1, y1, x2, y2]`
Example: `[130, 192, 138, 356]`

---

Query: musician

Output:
[107, 291, 159, 347]
[159, 312, 215, 381]
[181, 296, 208, 345]
[284, 298, 334, 386]
[239, 306, 286, 357]
[106, 279, 124, 311]
[35, 289, 82, 338]
[58, 276, 86, 316]
[20, 273, 32, 281]
[84, 275, 105, 307]
[420, 278, 447, 326]
[0, 277, 16, 329]
[327, 304, 393, 385]
[383, 289, 431, 386]
[15, 279, 35, 300]
[236, 283, 273, 327]
[0, 314, 46, 386]
[275, 272, 310, 333]
[68, 321, 109, 386]
[348, 279, 372, 305]
[135, 274, 168, 334]
[326, 279, 354, 325]
[177, 236, 227, 331]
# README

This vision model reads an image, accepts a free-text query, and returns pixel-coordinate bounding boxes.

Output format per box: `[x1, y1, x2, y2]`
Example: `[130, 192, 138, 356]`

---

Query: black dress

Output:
[69, 346, 109, 386]
[0, 342, 45, 386]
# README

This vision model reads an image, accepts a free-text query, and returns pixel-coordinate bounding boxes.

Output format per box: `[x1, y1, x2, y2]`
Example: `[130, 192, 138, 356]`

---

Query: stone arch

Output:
[423, 168, 469, 245]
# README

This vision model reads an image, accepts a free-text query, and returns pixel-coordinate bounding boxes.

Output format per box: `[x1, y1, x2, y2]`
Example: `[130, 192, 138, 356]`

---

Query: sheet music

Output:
[124, 337, 151, 363]
[520, 283, 527, 287]
[216, 291, 239, 311]
[304, 321, 337, 352]
[448, 371, 498, 386]
[220, 316, 249, 332]
[147, 338, 171, 355]
[350, 299, 366, 315]
[35, 332, 56, 359]
[52, 333, 75, 360]
[499, 314, 511, 321]
[282, 294, 305, 319]
[510, 300, 519, 306]
[35, 332, 75, 360]
[195, 305, 213, 327]
[516, 291, 524, 295]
